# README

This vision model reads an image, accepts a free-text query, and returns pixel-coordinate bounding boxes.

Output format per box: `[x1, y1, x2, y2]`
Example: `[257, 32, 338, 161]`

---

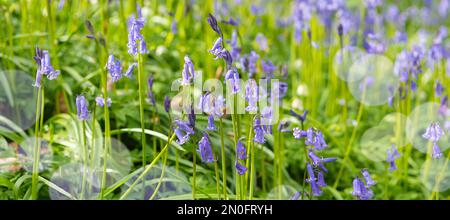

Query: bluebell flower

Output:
[197, 133, 215, 163]
[423, 122, 444, 142]
[364, 0, 382, 8]
[304, 128, 315, 146]
[237, 138, 247, 160]
[292, 0, 313, 43]
[175, 119, 195, 135]
[171, 20, 178, 34]
[209, 37, 223, 58]
[351, 177, 362, 197]
[181, 55, 195, 85]
[174, 128, 190, 145]
[164, 96, 171, 113]
[245, 79, 258, 112]
[317, 171, 327, 187]
[124, 63, 137, 78]
[188, 107, 196, 128]
[256, 33, 268, 51]
[230, 30, 241, 61]
[436, 81, 444, 97]
[290, 192, 301, 200]
[261, 60, 276, 79]
[386, 144, 400, 172]
[313, 131, 328, 150]
[214, 95, 226, 117]
[290, 110, 308, 123]
[306, 163, 322, 196]
[272, 81, 288, 101]
[261, 107, 273, 134]
[361, 169, 376, 187]
[106, 54, 123, 82]
[127, 4, 146, 56]
[76, 95, 89, 121]
[278, 120, 290, 133]
[207, 13, 222, 36]
[147, 76, 156, 106]
[432, 142, 443, 159]
[225, 68, 240, 94]
[293, 127, 307, 139]
[95, 96, 111, 108]
[33, 48, 60, 87]
[206, 115, 216, 131]
[139, 40, 149, 54]
[364, 33, 386, 54]
[244, 51, 259, 78]
[253, 117, 265, 144]
[235, 161, 247, 175]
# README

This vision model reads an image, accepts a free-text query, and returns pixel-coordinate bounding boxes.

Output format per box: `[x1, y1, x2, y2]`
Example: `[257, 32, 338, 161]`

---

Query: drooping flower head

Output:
[95, 96, 112, 108]
[206, 115, 216, 131]
[253, 116, 265, 144]
[386, 144, 401, 172]
[245, 79, 259, 112]
[306, 163, 322, 196]
[207, 13, 222, 36]
[197, 133, 215, 163]
[174, 119, 194, 145]
[432, 142, 443, 159]
[181, 55, 195, 85]
[124, 63, 137, 78]
[361, 169, 376, 187]
[235, 161, 247, 175]
[106, 54, 123, 82]
[261, 60, 276, 80]
[423, 122, 444, 142]
[236, 138, 247, 160]
[147, 75, 156, 106]
[225, 68, 241, 94]
[164, 96, 171, 113]
[76, 95, 89, 121]
[33, 48, 60, 87]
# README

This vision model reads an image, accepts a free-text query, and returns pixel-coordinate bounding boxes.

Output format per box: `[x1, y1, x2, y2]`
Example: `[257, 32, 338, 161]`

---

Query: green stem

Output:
[333, 89, 366, 188]
[192, 144, 197, 200]
[31, 86, 43, 200]
[119, 134, 176, 199]
[137, 53, 147, 167]
[80, 121, 88, 199]
[220, 118, 227, 199]
[149, 147, 169, 200]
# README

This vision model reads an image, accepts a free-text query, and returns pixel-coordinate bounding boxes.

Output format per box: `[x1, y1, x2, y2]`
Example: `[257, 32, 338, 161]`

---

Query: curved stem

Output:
[120, 134, 176, 199]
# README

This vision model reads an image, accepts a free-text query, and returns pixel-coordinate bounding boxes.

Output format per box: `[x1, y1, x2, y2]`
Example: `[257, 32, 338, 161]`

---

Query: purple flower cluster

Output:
[293, 127, 328, 150]
[106, 54, 135, 83]
[352, 169, 376, 200]
[33, 48, 60, 87]
[127, 5, 148, 55]
[422, 122, 444, 159]
[95, 96, 112, 108]
[174, 119, 195, 145]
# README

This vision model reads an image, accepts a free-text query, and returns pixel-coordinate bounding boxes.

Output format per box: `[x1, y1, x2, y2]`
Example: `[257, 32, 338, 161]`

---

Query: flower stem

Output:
[80, 121, 88, 199]
[220, 118, 227, 199]
[192, 145, 197, 200]
[31, 86, 43, 200]
[119, 134, 176, 199]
